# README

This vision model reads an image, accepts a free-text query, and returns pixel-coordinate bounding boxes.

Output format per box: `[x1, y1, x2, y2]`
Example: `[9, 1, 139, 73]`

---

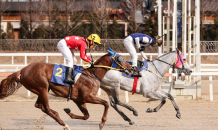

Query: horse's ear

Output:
[107, 50, 115, 56]
[108, 47, 114, 52]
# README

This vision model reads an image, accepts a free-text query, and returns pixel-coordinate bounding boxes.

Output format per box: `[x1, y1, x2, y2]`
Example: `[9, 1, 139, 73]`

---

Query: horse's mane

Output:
[94, 53, 110, 64]
[153, 50, 176, 61]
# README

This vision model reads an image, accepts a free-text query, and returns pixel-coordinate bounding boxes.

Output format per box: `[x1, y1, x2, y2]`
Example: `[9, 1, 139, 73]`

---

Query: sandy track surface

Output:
[0, 80, 218, 130]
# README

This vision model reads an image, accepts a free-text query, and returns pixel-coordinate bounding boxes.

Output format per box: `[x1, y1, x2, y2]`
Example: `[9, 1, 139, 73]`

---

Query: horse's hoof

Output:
[129, 121, 135, 125]
[133, 111, 138, 116]
[63, 124, 70, 130]
[64, 108, 71, 113]
[146, 108, 152, 113]
[176, 113, 181, 119]
[99, 124, 103, 130]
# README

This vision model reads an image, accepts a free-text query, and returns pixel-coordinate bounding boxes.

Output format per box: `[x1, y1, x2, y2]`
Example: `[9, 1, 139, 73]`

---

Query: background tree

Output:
[143, 17, 153, 36]
[151, 12, 158, 37]
[50, 3, 63, 39]
[19, 14, 30, 39]
[200, 0, 218, 40]
[73, 21, 88, 37]
[33, 24, 47, 39]
[68, 11, 84, 36]
[108, 19, 121, 39]
[127, 16, 139, 35]
[206, 10, 218, 41]
[119, 0, 145, 35]
[89, 0, 110, 38]
[6, 22, 14, 39]
[0, 0, 9, 39]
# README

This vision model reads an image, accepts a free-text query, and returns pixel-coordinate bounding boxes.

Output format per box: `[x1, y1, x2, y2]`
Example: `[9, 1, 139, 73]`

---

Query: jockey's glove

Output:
[146, 59, 151, 62]
[139, 46, 145, 52]
[90, 60, 94, 68]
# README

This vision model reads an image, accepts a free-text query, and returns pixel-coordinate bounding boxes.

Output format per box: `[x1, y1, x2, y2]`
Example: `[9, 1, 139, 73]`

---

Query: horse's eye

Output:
[183, 58, 186, 62]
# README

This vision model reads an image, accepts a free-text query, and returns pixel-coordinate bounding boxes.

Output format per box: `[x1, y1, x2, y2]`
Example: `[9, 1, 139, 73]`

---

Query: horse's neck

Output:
[89, 56, 111, 80]
[152, 52, 176, 75]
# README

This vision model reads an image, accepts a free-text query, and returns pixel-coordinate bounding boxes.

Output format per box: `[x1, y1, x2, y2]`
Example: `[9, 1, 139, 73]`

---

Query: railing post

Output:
[98, 88, 101, 96]
[12, 56, 14, 65]
[46, 56, 48, 63]
[209, 75, 213, 101]
[125, 91, 129, 103]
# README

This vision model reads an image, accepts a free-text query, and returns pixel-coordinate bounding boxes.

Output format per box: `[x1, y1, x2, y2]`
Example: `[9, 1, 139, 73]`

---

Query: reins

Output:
[81, 52, 127, 81]
[147, 50, 185, 78]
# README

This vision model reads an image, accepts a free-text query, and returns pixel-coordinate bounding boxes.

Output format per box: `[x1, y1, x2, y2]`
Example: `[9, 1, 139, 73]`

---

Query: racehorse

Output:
[0, 48, 133, 130]
[100, 49, 192, 125]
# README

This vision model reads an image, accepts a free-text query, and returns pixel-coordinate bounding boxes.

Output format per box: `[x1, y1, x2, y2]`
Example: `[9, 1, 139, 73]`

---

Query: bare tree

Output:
[65, 0, 84, 36]
[119, 0, 144, 34]
[18, 0, 45, 39]
[0, 0, 9, 39]
[89, 0, 110, 38]
[200, 0, 218, 40]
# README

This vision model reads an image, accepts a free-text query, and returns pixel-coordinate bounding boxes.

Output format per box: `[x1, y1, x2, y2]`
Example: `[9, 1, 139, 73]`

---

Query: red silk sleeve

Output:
[79, 45, 91, 63]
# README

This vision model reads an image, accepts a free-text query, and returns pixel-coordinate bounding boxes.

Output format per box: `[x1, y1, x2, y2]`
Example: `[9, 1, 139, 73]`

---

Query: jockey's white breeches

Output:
[57, 39, 77, 68]
[124, 36, 137, 67]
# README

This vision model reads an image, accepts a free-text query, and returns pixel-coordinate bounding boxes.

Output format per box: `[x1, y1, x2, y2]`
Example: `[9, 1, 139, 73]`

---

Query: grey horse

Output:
[100, 49, 192, 125]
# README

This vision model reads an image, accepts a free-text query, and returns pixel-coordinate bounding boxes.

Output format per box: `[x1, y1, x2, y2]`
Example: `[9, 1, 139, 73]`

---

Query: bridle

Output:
[151, 49, 187, 77]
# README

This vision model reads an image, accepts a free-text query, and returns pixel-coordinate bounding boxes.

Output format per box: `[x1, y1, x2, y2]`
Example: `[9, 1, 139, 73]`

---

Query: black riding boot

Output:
[132, 66, 142, 77]
[64, 67, 75, 84]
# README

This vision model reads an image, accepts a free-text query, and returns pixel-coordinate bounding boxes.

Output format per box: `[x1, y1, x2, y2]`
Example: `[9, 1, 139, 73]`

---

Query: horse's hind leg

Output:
[37, 91, 68, 128]
[35, 97, 61, 119]
[146, 91, 166, 113]
[109, 95, 135, 125]
[158, 90, 181, 119]
[64, 102, 90, 120]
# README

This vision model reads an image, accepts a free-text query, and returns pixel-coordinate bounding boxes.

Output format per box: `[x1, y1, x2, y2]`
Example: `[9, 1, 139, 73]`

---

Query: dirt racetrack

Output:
[0, 80, 218, 130]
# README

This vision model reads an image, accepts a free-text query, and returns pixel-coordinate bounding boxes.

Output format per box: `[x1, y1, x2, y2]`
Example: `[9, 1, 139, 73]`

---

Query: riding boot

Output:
[132, 66, 142, 77]
[64, 67, 75, 84]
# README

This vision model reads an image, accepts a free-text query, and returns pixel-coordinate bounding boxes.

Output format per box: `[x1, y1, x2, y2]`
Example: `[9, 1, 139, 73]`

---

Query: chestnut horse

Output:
[0, 49, 133, 130]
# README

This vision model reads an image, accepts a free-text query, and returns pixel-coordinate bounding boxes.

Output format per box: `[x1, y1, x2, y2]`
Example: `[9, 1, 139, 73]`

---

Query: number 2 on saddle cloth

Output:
[51, 64, 82, 101]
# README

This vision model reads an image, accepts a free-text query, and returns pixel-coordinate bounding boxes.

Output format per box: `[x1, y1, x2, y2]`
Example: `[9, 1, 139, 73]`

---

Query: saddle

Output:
[123, 60, 148, 79]
[127, 60, 145, 70]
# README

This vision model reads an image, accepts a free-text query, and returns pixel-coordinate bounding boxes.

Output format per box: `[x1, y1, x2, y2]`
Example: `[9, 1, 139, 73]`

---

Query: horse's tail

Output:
[0, 70, 22, 99]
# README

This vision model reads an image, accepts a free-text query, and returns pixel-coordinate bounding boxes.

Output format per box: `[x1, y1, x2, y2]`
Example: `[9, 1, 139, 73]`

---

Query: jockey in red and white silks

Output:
[57, 34, 101, 84]
[58, 36, 90, 67]
[124, 33, 163, 77]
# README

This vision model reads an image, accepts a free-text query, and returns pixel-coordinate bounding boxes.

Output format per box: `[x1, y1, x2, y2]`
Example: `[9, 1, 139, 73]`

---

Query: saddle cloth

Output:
[51, 64, 82, 86]
[122, 60, 148, 79]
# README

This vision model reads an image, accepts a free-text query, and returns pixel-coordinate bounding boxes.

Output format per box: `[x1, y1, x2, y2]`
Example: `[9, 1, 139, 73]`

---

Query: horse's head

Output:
[107, 48, 133, 75]
[174, 49, 192, 75]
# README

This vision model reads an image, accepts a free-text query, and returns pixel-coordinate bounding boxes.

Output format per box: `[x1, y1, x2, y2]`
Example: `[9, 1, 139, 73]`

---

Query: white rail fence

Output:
[0, 53, 218, 102]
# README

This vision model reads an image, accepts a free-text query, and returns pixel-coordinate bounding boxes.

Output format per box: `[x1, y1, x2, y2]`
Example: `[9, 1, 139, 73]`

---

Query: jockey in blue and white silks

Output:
[124, 33, 163, 77]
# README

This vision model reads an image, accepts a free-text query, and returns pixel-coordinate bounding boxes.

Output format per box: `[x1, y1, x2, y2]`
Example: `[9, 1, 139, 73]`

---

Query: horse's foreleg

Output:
[64, 103, 90, 120]
[146, 92, 166, 113]
[86, 95, 109, 130]
[109, 97, 135, 125]
[159, 90, 181, 119]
